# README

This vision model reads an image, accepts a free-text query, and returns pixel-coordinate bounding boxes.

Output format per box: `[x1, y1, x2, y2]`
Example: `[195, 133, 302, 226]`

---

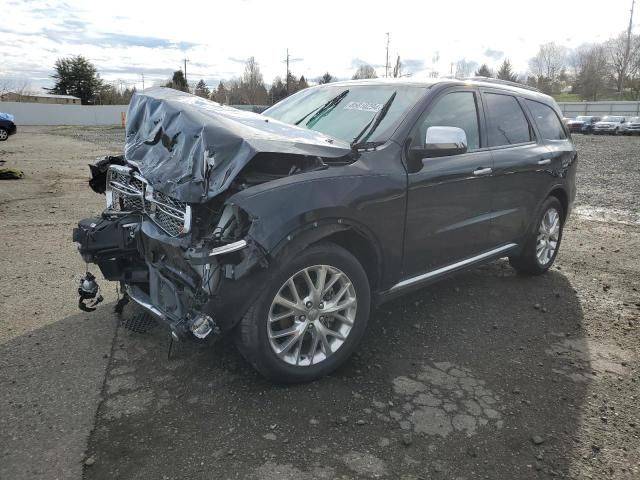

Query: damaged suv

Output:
[74, 79, 576, 383]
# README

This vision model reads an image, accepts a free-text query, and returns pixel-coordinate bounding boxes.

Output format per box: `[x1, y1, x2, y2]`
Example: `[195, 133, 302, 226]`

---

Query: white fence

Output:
[10, 99, 636, 126]
[0, 101, 271, 126]
[558, 101, 640, 117]
[0, 101, 127, 126]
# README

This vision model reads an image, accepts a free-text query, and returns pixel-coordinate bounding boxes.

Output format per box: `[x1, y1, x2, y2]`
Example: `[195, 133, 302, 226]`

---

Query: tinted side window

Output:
[414, 91, 480, 150]
[526, 100, 567, 140]
[485, 93, 532, 147]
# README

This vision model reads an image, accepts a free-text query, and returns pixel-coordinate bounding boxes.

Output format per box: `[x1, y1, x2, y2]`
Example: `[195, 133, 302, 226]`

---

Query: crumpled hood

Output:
[124, 87, 351, 203]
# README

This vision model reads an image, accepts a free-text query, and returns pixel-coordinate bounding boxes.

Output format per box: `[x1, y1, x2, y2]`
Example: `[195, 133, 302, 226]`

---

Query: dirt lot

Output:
[0, 127, 638, 480]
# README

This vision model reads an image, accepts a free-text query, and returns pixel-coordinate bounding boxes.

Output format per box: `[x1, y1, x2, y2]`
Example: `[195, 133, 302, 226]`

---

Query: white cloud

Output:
[0, 0, 633, 91]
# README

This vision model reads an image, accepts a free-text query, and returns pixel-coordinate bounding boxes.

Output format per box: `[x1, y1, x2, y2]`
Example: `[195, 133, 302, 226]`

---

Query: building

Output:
[0, 92, 81, 104]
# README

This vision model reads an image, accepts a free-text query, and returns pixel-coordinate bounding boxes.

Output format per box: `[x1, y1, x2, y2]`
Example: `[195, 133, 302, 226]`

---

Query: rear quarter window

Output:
[525, 100, 567, 140]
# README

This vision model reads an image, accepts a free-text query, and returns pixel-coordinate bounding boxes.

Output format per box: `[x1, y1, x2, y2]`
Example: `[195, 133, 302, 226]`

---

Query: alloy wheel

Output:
[536, 207, 560, 266]
[0, 130, 7, 141]
[267, 265, 357, 367]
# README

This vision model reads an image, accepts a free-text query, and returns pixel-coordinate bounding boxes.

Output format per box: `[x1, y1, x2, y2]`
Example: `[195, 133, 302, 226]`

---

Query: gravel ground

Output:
[0, 127, 638, 480]
[572, 134, 640, 224]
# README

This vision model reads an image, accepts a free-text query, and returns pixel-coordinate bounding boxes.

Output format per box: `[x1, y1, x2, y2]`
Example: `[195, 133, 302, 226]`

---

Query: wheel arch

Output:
[268, 219, 384, 293]
[547, 187, 568, 222]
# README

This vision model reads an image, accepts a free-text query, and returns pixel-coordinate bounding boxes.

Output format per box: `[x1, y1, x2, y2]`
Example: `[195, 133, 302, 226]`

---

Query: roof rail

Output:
[464, 76, 542, 93]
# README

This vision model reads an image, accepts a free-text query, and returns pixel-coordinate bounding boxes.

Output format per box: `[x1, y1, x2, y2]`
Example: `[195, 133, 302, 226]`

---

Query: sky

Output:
[0, 0, 636, 93]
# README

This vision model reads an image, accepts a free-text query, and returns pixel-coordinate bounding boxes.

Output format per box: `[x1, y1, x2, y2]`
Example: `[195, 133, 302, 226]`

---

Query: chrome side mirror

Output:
[424, 126, 468, 154]
[409, 126, 468, 163]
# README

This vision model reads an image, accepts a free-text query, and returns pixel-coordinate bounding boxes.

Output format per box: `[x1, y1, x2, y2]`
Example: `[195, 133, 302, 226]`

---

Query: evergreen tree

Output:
[474, 64, 493, 77]
[286, 72, 298, 93]
[166, 70, 189, 92]
[212, 81, 228, 104]
[194, 79, 210, 98]
[268, 77, 288, 104]
[318, 72, 334, 84]
[496, 59, 519, 82]
[298, 75, 309, 90]
[47, 55, 103, 105]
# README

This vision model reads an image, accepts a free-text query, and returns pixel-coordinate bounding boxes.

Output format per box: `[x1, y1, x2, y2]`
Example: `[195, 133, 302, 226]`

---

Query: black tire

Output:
[509, 196, 564, 275]
[235, 242, 370, 384]
[0, 128, 8, 141]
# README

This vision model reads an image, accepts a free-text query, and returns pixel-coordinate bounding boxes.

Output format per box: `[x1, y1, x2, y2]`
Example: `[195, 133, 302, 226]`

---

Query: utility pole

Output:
[285, 48, 290, 95]
[183, 58, 189, 84]
[385, 33, 390, 78]
[393, 55, 401, 78]
[141, 73, 145, 90]
[623, 0, 636, 94]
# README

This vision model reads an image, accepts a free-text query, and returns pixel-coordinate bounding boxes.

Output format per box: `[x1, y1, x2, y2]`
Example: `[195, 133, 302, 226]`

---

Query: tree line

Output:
[42, 55, 380, 106]
[36, 30, 640, 107]
[174, 57, 337, 105]
[473, 30, 640, 101]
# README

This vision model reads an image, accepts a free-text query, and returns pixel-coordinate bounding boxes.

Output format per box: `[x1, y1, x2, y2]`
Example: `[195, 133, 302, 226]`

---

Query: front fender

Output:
[228, 173, 393, 255]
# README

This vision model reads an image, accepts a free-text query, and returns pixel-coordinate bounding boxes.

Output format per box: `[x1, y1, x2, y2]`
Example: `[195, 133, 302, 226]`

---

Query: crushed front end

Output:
[74, 160, 261, 342]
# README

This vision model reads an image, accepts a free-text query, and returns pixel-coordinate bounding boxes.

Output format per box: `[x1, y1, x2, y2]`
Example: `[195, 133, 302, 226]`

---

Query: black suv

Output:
[74, 80, 577, 383]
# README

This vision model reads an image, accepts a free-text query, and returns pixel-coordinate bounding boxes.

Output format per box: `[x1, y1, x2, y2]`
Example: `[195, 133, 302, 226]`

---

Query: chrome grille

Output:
[147, 190, 189, 237]
[107, 166, 144, 212]
[106, 165, 191, 237]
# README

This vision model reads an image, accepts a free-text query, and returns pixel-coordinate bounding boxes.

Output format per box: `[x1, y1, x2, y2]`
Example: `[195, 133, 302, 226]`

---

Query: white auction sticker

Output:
[343, 101, 383, 112]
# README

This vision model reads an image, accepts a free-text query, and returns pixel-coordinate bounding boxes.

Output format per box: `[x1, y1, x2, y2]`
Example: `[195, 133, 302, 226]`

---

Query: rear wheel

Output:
[510, 197, 564, 275]
[0, 128, 8, 141]
[235, 242, 370, 383]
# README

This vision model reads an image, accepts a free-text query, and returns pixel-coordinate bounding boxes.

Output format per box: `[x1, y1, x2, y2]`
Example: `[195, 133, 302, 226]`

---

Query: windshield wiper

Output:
[350, 91, 397, 150]
[294, 89, 349, 127]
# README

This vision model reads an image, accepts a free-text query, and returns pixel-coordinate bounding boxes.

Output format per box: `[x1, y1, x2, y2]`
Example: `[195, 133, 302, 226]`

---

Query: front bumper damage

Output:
[73, 164, 268, 342]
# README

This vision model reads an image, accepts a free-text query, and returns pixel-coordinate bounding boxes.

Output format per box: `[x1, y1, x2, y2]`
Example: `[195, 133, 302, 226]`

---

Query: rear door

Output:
[481, 90, 551, 246]
[523, 98, 576, 196]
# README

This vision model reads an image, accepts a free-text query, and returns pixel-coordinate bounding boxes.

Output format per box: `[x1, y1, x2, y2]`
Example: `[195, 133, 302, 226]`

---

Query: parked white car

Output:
[593, 116, 626, 135]
[621, 116, 640, 135]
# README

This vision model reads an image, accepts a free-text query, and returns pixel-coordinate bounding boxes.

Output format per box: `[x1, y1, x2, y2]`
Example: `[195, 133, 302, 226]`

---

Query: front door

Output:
[402, 89, 495, 279]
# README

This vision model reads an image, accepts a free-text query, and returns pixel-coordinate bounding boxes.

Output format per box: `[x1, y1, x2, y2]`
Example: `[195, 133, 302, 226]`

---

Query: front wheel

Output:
[235, 242, 370, 383]
[0, 128, 8, 141]
[510, 197, 564, 275]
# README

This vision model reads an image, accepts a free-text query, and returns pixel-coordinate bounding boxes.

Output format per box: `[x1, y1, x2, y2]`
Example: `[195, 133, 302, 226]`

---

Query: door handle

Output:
[538, 158, 551, 165]
[473, 167, 492, 176]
